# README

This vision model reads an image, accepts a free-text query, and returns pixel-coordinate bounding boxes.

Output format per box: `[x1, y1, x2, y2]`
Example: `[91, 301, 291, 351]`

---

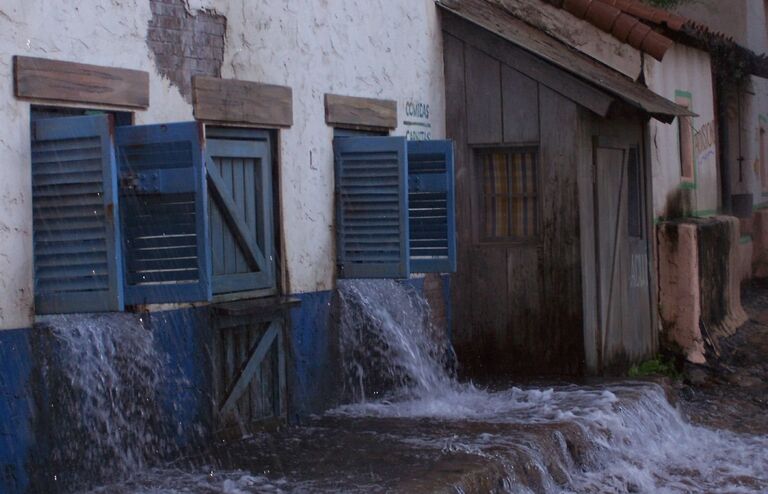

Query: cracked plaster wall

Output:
[644, 44, 718, 218]
[0, 0, 445, 329]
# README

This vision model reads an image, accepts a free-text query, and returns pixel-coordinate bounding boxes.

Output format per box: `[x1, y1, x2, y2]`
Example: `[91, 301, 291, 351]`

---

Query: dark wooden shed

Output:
[438, 0, 692, 375]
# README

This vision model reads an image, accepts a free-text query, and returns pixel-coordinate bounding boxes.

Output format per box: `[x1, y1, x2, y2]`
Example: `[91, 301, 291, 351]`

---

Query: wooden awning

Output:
[437, 0, 695, 123]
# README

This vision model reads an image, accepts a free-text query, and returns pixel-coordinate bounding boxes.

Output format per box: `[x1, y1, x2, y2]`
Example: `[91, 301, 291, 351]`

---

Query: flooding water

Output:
[54, 281, 768, 493]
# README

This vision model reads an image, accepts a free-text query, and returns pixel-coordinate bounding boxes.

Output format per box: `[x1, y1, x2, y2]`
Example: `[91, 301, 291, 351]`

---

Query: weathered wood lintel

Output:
[212, 296, 301, 318]
[193, 76, 293, 128]
[325, 93, 398, 130]
[14, 56, 149, 109]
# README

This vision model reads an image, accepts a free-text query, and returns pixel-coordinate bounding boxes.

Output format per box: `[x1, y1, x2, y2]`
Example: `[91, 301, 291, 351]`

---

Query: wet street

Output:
[676, 280, 768, 436]
[82, 281, 768, 494]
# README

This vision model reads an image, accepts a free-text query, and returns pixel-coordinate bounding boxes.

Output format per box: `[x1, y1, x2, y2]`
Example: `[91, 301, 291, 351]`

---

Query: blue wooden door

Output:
[116, 122, 211, 305]
[31, 114, 124, 314]
[206, 135, 276, 294]
[334, 136, 410, 279]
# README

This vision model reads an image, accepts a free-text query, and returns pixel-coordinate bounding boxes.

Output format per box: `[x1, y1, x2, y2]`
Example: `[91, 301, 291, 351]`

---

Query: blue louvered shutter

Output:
[31, 114, 124, 314]
[205, 131, 276, 294]
[334, 136, 410, 278]
[407, 140, 457, 273]
[116, 122, 211, 304]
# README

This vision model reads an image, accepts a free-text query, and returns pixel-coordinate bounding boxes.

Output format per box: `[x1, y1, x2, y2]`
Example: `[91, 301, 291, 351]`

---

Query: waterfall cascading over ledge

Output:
[337, 279, 455, 403]
[331, 279, 768, 492]
[33, 278, 768, 493]
[29, 312, 204, 492]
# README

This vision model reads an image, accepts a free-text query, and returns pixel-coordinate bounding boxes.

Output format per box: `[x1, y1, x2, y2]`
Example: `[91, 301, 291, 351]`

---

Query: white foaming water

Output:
[86, 469, 287, 494]
[333, 279, 768, 493]
[37, 313, 170, 488]
[337, 279, 455, 401]
[73, 280, 767, 493]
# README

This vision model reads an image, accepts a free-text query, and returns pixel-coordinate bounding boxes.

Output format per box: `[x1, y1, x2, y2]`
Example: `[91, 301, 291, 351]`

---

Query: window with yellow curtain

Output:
[478, 147, 539, 241]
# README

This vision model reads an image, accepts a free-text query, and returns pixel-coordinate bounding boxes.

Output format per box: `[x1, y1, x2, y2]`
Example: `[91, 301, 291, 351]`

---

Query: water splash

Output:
[337, 279, 455, 401]
[71, 280, 768, 493]
[332, 279, 768, 493]
[34, 313, 172, 490]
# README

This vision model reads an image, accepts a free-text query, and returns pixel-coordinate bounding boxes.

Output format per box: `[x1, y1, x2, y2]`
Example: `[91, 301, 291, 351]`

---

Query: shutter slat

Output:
[32, 114, 124, 314]
[407, 140, 456, 273]
[130, 245, 197, 259]
[117, 122, 211, 303]
[36, 252, 107, 268]
[38, 276, 110, 292]
[335, 136, 409, 279]
[32, 156, 103, 170]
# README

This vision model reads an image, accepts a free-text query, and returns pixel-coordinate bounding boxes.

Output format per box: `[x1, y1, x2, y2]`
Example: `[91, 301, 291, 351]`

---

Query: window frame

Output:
[472, 144, 542, 246]
[675, 92, 696, 185]
[29, 104, 287, 312]
[204, 125, 282, 301]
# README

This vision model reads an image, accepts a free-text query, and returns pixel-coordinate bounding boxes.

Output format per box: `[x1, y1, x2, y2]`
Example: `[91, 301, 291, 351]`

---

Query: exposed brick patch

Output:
[147, 0, 226, 102]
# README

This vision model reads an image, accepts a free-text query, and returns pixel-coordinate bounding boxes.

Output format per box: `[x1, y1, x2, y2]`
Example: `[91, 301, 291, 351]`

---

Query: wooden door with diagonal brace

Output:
[206, 133, 276, 295]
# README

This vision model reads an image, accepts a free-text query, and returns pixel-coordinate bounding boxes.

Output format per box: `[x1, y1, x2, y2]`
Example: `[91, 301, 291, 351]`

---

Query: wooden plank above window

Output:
[193, 76, 293, 128]
[325, 93, 397, 131]
[14, 56, 149, 109]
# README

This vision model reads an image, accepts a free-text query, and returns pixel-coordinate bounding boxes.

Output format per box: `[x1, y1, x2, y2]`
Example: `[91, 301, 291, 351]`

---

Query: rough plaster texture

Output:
[658, 217, 748, 364]
[739, 239, 753, 283]
[738, 77, 768, 206]
[721, 215, 748, 336]
[676, 1, 768, 211]
[0, 0, 446, 328]
[657, 222, 705, 364]
[753, 209, 768, 277]
[676, 0, 765, 54]
[644, 45, 718, 218]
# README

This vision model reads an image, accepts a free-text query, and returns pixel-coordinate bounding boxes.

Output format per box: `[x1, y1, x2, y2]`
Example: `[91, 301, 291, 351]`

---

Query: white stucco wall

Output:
[644, 45, 718, 218]
[0, 0, 446, 329]
[676, 0, 768, 211]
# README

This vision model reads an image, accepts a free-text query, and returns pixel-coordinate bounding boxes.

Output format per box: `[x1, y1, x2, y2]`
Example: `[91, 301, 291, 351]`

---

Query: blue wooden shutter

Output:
[31, 114, 124, 314]
[206, 132, 276, 294]
[116, 122, 211, 304]
[407, 140, 456, 273]
[334, 136, 410, 278]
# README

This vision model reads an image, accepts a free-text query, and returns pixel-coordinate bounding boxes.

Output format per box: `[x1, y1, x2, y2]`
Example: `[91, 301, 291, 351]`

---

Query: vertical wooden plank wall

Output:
[578, 111, 600, 372]
[444, 31, 586, 376]
[537, 87, 585, 374]
[443, 34, 474, 350]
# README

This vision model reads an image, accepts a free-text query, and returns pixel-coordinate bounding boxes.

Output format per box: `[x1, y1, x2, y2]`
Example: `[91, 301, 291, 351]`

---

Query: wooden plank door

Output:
[211, 306, 291, 437]
[594, 138, 652, 369]
[206, 136, 276, 295]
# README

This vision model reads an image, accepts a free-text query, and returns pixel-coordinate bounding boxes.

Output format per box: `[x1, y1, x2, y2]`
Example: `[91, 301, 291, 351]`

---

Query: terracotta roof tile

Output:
[532, 0, 767, 77]
[596, 0, 687, 31]
[561, 0, 673, 60]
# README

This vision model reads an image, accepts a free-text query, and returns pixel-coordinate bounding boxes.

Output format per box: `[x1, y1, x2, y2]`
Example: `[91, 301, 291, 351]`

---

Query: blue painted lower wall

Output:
[289, 290, 336, 421]
[0, 309, 211, 494]
[0, 275, 452, 492]
[147, 307, 212, 451]
[0, 329, 34, 494]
